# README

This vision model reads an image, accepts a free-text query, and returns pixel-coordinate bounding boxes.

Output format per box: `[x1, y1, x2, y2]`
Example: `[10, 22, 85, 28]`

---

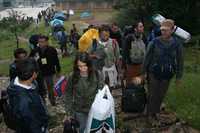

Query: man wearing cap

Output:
[138, 19, 184, 124]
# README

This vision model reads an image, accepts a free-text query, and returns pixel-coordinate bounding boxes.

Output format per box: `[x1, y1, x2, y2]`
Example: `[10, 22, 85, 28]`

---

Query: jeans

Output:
[75, 112, 88, 133]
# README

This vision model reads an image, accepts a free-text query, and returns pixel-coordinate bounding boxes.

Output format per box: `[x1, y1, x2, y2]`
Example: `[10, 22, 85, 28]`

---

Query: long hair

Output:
[72, 52, 94, 87]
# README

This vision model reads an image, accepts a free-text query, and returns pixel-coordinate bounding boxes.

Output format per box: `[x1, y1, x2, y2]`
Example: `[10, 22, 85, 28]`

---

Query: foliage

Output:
[0, 9, 33, 47]
[115, 0, 200, 35]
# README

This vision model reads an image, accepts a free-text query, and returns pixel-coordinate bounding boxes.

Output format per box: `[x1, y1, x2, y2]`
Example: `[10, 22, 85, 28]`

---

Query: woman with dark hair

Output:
[64, 52, 104, 133]
[123, 21, 147, 85]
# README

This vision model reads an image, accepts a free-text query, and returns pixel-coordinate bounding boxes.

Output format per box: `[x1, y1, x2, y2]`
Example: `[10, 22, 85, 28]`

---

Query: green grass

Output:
[165, 73, 200, 129]
[60, 57, 74, 75]
[0, 61, 10, 76]
[0, 39, 29, 60]
[165, 47, 200, 130]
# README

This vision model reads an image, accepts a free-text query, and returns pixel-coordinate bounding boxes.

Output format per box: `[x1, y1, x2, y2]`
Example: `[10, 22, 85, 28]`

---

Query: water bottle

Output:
[152, 14, 191, 43]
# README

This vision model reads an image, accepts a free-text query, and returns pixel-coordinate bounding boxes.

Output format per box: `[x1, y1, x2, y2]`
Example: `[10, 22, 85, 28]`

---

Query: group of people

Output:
[4, 18, 184, 133]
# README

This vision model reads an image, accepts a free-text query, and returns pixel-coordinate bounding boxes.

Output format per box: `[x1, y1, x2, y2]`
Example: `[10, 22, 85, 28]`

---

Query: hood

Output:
[7, 78, 36, 98]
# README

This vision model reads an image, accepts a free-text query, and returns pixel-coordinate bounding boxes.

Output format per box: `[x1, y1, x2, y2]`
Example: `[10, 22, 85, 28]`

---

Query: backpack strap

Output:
[153, 37, 178, 62]
[112, 39, 118, 60]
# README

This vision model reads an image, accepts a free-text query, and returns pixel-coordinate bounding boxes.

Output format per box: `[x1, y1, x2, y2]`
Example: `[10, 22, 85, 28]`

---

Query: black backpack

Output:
[151, 38, 178, 80]
[0, 90, 17, 130]
[122, 84, 146, 113]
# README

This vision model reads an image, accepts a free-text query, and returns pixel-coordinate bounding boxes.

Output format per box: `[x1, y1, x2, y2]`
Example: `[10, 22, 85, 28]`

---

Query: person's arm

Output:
[113, 40, 121, 61]
[176, 41, 184, 80]
[96, 71, 104, 90]
[124, 35, 132, 64]
[53, 48, 61, 73]
[64, 75, 74, 117]
[141, 41, 154, 77]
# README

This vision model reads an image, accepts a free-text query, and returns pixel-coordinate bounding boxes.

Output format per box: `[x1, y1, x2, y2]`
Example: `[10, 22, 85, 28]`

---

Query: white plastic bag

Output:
[85, 85, 115, 133]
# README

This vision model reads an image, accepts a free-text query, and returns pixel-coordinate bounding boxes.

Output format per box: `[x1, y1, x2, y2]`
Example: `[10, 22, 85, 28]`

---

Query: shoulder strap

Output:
[111, 39, 117, 57]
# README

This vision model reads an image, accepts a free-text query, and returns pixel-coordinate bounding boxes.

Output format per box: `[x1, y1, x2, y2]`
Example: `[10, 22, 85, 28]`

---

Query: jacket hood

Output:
[7, 78, 36, 97]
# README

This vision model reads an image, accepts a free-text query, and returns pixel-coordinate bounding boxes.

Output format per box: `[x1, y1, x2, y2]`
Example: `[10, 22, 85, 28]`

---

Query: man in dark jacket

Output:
[30, 35, 61, 106]
[140, 19, 184, 123]
[7, 58, 48, 133]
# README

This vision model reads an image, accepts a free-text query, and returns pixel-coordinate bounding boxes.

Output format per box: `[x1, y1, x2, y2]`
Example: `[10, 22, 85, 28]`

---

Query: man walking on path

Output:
[30, 35, 61, 106]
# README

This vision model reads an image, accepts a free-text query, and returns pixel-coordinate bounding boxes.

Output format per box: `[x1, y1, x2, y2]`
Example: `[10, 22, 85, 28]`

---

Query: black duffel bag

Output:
[122, 83, 147, 113]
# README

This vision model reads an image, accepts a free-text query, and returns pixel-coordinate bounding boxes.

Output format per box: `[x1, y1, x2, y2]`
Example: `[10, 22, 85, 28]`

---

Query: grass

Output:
[165, 46, 200, 129]
[165, 73, 200, 129]
[0, 62, 10, 76]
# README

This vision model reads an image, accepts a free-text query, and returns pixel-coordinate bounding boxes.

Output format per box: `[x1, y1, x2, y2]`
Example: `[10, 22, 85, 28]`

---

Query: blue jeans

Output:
[75, 112, 88, 133]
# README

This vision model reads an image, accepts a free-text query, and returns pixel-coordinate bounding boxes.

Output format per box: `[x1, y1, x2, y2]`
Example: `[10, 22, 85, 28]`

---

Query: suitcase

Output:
[122, 84, 146, 113]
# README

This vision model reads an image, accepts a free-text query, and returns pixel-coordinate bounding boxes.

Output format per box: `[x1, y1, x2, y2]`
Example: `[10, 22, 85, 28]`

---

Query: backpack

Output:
[129, 36, 146, 64]
[0, 90, 17, 130]
[57, 31, 67, 45]
[151, 38, 178, 80]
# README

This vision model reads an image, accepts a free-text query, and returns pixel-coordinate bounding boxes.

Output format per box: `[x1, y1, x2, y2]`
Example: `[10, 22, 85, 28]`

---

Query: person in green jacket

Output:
[64, 52, 104, 133]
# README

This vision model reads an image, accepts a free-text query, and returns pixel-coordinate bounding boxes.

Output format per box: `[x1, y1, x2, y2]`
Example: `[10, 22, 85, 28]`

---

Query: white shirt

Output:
[14, 77, 34, 90]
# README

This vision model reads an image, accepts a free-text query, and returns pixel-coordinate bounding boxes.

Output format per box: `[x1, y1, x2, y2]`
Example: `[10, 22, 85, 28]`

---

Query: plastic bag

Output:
[85, 85, 115, 133]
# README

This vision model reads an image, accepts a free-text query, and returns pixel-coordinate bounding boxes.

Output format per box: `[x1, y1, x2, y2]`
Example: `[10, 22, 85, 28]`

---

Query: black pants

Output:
[147, 73, 170, 115]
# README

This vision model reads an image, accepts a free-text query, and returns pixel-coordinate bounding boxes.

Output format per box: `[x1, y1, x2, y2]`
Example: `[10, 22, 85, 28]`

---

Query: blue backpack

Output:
[152, 38, 178, 80]
[57, 31, 67, 45]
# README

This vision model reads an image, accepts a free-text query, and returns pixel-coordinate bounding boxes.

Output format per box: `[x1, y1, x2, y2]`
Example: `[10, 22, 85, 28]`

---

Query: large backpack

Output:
[122, 84, 146, 113]
[56, 31, 67, 45]
[0, 90, 17, 130]
[151, 38, 178, 80]
[129, 36, 146, 64]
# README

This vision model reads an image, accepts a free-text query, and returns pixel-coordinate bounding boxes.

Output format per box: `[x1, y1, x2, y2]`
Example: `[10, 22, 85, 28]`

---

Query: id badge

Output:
[41, 58, 47, 65]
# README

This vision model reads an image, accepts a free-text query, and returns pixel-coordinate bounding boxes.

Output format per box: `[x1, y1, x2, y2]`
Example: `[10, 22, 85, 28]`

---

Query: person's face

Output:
[136, 22, 144, 33]
[38, 38, 48, 48]
[100, 31, 109, 42]
[112, 25, 118, 32]
[161, 27, 173, 40]
[77, 60, 88, 74]
[16, 53, 27, 60]
[32, 72, 38, 80]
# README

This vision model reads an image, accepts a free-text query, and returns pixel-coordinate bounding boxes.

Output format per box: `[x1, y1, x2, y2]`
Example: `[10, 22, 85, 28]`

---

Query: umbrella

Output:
[50, 19, 64, 27]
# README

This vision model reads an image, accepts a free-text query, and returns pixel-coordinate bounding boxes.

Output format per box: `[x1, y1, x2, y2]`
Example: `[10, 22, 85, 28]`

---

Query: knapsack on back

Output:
[57, 31, 67, 45]
[151, 38, 178, 80]
[129, 36, 146, 64]
[0, 90, 17, 130]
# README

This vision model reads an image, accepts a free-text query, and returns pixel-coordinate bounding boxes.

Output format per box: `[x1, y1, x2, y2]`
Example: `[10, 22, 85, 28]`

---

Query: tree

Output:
[0, 9, 33, 48]
[115, 0, 200, 35]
